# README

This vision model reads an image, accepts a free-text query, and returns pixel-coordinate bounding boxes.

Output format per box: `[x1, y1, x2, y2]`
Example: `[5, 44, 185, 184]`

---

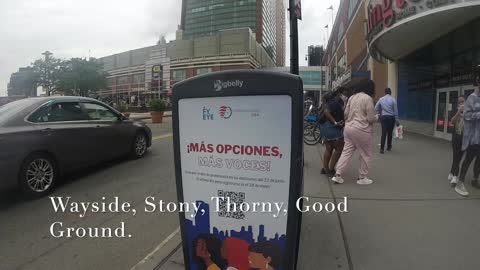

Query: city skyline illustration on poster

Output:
[178, 95, 292, 270]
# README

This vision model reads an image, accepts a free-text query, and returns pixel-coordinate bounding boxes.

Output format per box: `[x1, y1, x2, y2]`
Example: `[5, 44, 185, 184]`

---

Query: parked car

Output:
[0, 96, 152, 198]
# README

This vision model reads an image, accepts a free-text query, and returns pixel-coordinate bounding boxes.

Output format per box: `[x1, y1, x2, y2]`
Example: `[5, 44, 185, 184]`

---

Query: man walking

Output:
[375, 88, 399, 154]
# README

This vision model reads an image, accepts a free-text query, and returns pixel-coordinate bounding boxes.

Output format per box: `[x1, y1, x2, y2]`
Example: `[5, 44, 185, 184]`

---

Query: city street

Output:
[0, 118, 177, 270]
[2, 118, 480, 270]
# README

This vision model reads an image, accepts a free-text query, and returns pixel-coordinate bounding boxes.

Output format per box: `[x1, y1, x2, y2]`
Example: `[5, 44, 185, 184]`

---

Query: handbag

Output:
[394, 125, 404, 139]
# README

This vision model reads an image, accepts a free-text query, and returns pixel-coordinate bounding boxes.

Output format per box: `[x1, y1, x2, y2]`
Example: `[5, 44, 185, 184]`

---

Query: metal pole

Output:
[289, 0, 299, 75]
[42, 51, 53, 96]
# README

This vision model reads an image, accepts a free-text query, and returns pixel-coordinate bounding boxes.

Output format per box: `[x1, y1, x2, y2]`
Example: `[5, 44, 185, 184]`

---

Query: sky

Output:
[0, 0, 340, 96]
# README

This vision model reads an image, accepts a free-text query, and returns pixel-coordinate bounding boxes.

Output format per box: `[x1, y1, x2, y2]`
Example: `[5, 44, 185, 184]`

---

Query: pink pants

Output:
[335, 125, 373, 178]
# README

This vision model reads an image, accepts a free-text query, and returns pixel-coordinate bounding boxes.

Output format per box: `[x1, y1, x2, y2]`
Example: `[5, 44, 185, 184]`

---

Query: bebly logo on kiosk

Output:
[213, 80, 244, 91]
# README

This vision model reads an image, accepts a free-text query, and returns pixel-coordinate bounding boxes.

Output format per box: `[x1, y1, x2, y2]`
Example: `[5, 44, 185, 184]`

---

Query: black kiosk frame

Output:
[172, 70, 304, 270]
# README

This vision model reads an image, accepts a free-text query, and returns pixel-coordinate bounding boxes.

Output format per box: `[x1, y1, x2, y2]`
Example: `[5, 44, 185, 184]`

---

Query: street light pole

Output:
[289, 0, 299, 75]
[42, 51, 53, 96]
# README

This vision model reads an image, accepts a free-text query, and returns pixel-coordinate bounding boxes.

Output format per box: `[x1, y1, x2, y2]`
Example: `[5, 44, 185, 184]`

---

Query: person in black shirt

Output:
[321, 87, 346, 177]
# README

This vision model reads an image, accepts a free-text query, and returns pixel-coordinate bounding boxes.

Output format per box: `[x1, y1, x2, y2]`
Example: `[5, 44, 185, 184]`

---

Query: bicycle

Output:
[303, 104, 322, 145]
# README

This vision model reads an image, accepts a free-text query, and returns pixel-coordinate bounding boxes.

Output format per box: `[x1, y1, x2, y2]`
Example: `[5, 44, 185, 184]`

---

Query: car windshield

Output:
[0, 98, 39, 125]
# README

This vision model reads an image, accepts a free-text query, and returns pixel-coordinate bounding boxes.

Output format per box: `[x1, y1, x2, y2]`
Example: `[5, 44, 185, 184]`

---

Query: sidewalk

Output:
[154, 128, 480, 270]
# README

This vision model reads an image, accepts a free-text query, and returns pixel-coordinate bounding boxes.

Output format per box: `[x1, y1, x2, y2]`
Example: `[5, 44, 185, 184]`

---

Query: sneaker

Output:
[321, 168, 327, 174]
[450, 176, 458, 187]
[455, 182, 469, 197]
[327, 169, 336, 177]
[387, 147, 392, 151]
[448, 173, 453, 181]
[380, 149, 384, 154]
[331, 175, 344, 184]
[357, 177, 373, 185]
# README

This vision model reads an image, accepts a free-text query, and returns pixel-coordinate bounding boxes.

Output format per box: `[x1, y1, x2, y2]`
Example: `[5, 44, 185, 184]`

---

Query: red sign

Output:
[367, 0, 422, 40]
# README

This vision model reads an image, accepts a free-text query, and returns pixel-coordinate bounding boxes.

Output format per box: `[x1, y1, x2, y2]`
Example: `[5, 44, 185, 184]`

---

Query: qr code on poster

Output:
[217, 190, 246, 220]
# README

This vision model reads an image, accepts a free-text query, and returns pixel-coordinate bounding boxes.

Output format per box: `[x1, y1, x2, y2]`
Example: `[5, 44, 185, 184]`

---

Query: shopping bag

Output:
[394, 125, 404, 139]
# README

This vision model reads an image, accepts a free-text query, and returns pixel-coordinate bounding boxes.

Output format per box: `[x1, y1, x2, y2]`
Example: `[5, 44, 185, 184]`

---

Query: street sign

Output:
[172, 70, 304, 270]
[152, 65, 162, 73]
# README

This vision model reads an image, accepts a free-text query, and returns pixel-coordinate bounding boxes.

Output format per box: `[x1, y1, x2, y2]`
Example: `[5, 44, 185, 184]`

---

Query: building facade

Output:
[307, 45, 324, 66]
[366, 0, 480, 139]
[181, 0, 285, 66]
[324, 0, 381, 99]
[325, 0, 480, 139]
[98, 28, 275, 108]
[263, 66, 328, 104]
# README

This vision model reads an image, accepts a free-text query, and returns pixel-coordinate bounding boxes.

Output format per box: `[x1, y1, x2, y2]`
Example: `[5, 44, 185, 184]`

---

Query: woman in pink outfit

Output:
[331, 79, 379, 185]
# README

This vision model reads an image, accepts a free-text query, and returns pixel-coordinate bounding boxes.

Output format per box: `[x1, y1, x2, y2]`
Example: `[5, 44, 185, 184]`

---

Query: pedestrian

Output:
[321, 87, 346, 177]
[448, 95, 466, 187]
[331, 79, 379, 185]
[455, 66, 480, 197]
[375, 87, 399, 153]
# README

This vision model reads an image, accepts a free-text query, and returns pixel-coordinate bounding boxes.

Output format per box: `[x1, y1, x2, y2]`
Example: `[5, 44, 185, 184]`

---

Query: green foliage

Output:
[116, 102, 129, 112]
[8, 53, 107, 97]
[149, 99, 166, 112]
[55, 58, 107, 97]
[7, 67, 39, 96]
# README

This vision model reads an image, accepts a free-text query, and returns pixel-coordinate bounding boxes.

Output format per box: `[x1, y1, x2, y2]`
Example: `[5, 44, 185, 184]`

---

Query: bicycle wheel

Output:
[304, 123, 321, 145]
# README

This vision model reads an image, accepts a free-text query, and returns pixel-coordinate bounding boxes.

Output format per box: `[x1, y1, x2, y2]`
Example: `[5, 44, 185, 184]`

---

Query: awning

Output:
[332, 69, 371, 90]
[369, 2, 480, 62]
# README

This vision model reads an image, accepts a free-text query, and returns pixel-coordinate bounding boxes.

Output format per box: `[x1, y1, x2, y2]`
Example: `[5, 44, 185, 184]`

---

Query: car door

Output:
[81, 101, 132, 160]
[29, 100, 96, 171]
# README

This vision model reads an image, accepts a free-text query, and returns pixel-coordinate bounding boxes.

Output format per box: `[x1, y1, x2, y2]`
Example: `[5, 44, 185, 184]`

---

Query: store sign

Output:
[172, 71, 303, 270]
[332, 68, 352, 90]
[152, 65, 162, 81]
[367, 0, 460, 43]
[153, 65, 161, 73]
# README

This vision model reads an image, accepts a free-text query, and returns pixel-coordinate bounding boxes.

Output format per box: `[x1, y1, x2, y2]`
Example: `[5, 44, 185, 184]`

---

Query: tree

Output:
[55, 58, 107, 97]
[9, 52, 108, 97]
[31, 56, 66, 96]
[7, 67, 40, 97]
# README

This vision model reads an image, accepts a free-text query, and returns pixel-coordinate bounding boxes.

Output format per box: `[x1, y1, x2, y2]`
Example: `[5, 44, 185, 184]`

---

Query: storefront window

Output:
[407, 89, 435, 122]
[337, 55, 347, 76]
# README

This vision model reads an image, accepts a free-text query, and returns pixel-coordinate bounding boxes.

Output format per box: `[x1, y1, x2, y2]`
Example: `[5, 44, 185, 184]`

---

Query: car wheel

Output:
[131, 132, 148, 159]
[19, 153, 57, 198]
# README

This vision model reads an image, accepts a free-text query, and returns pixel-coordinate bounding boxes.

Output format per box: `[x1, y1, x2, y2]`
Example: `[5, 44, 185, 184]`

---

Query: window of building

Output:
[117, 76, 128, 86]
[337, 55, 347, 76]
[133, 74, 145, 84]
[196, 67, 212, 76]
[172, 70, 186, 81]
[299, 71, 321, 85]
[191, 7, 206, 13]
[338, 22, 345, 43]
[349, 0, 358, 19]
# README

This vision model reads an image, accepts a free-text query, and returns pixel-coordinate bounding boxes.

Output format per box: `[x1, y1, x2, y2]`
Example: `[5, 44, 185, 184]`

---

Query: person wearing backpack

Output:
[320, 87, 347, 177]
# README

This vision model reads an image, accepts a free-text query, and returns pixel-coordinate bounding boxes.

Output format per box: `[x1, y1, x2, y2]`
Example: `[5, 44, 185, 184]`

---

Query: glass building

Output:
[181, 0, 285, 66]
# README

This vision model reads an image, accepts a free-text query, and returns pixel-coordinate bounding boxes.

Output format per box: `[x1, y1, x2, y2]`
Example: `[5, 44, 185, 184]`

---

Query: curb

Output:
[130, 228, 182, 270]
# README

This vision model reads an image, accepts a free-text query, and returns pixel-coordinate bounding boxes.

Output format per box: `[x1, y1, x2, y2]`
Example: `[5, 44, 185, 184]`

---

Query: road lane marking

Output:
[153, 133, 173, 140]
[129, 227, 180, 270]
